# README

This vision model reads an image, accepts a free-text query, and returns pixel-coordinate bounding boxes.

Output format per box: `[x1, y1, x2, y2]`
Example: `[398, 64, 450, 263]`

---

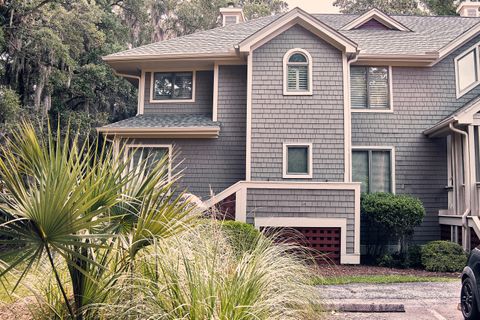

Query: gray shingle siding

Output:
[246, 188, 356, 253]
[144, 71, 213, 115]
[133, 66, 247, 199]
[250, 25, 345, 182]
[352, 34, 480, 243]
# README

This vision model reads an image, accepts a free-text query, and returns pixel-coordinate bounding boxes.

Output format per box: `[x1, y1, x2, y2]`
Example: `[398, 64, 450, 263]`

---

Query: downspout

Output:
[345, 51, 359, 182]
[449, 122, 471, 232]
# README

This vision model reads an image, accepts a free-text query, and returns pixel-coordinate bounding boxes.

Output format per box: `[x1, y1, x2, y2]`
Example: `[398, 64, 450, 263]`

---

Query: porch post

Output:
[235, 187, 247, 223]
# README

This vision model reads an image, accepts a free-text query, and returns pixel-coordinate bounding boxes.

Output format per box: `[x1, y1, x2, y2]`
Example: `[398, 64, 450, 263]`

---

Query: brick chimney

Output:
[220, 2, 245, 26]
[457, 0, 480, 17]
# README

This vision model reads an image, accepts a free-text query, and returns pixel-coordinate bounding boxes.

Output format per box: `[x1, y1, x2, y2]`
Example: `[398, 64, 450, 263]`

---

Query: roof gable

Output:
[340, 9, 411, 32]
[238, 8, 358, 54]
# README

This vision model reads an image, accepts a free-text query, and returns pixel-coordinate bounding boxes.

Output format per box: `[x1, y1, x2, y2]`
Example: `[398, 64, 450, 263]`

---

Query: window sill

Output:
[351, 108, 393, 113]
[282, 174, 313, 179]
[149, 99, 196, 104]
[283, 91, 313, 96]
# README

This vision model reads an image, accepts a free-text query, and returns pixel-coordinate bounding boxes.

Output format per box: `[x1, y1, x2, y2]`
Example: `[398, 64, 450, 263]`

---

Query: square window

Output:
[283, 144, 312, 178]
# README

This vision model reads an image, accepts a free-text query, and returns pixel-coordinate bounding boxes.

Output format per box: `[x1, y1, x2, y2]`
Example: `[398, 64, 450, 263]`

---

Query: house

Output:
[99, 2, 480, 264]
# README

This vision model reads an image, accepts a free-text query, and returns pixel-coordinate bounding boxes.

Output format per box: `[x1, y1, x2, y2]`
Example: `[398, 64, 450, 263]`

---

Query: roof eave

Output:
[102, 52, 238, 62]
[423, 117, 457, 137]
[97, 126, 220, 139]
[357, 52, 439, 66]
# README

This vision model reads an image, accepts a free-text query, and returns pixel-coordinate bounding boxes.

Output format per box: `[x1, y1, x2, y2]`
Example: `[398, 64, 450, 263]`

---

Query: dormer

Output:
[457, 0, 480, 17]
[340, 8, 411, 31]
[220, 3, 245, 26]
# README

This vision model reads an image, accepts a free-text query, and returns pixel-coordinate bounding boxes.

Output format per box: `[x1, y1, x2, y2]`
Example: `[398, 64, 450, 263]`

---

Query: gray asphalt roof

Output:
[101, 114, 219, 129]
[105, 12, 480, 59]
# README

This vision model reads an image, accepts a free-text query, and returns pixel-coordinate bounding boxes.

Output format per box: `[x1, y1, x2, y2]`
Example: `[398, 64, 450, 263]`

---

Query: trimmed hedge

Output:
[421, 241, 467, 272]
[361, 193, 425, 237]
[220, 221, 261, 256]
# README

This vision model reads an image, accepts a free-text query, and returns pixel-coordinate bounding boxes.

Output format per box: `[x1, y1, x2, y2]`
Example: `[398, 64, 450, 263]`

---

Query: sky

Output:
[286, 0, 340, 13]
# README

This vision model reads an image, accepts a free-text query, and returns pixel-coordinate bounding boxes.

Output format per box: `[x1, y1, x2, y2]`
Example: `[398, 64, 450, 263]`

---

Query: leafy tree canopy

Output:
[334, 0, 458, 15]
[0, 0, 287, 141]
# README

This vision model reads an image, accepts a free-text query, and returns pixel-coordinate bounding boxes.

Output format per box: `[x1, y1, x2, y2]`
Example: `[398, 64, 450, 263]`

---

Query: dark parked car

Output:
[462, 247, 480, 320]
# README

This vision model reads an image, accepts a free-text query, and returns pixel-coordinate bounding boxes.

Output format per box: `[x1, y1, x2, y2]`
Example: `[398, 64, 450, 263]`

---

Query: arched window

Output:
[283, 49, 312, 95]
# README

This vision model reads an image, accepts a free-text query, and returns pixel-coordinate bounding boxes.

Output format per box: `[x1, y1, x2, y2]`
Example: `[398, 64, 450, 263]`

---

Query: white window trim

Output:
[149, 70, 196, 103]
[455, 43, 480, 99]
[351, 146, 396, 194]
[283, 48, 313, 96]
[125, 144, 173, 181]
[282, 142, 313, 179]
[350, 66, 393, 113]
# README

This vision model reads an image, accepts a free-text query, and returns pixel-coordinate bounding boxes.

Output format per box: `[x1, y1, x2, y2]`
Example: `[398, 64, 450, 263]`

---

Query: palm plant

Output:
[0, 121, 196, 319]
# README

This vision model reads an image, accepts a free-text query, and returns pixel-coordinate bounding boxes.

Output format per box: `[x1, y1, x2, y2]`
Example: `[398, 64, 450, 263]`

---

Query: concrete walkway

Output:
[320, 281, 463, 320]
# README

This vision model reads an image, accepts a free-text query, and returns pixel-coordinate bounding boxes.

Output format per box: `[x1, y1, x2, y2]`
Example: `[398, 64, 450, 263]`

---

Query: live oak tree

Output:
[334, 0, 458, 15]
[0, 0, 287, 142]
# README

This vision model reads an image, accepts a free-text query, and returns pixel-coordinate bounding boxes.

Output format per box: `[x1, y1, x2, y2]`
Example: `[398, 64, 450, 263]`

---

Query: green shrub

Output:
[421, 241, 467, 272]
[362, 193, 425, 255]
[376, 245, 424, 269]
[220, 220, 262, 256]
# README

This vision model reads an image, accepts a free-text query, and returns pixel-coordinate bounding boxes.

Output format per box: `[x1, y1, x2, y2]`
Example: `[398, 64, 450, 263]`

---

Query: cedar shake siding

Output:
[133, 66, 247, 199]
[250, 25, 345, 182]
[144, 71, 214, 115]
[352, 34, 480, 243]
[246, 188, 356, 254]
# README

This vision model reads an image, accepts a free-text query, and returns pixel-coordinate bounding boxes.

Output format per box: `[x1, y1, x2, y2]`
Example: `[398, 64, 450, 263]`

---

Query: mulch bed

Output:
[316, 264, 461, 279]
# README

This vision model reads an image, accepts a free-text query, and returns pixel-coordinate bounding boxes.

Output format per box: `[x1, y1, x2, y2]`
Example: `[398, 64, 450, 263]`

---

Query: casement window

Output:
[283, 49, 313, 95]
[126, 144, 172, 180]
[351, 66, 391, 110]
[152, 72, 194, 101]
[455, 45, 480, 98]
[283, 143, 313, 178]
[352, 148, 394, 193]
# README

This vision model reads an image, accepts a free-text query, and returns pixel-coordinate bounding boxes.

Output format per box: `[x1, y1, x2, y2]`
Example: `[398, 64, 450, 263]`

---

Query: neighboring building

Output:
[99, 5, 480, 264]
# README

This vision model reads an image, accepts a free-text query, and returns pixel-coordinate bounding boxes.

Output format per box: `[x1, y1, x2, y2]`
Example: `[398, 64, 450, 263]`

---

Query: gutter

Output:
[113, 71, 140, 81]
[449, 122, 471, 229]
[96, 126, 220, 139]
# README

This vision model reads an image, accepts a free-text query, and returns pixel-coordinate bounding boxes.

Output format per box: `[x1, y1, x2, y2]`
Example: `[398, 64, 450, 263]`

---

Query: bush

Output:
[421, 241, 467, 272]
[362, 193, 425, 255]
[406, 245, 423, 269]
[220, 220, 261, 256]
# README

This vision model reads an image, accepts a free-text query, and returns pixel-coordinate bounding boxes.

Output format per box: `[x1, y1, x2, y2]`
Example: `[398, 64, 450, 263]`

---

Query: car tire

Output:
[461, 277, 479, 320]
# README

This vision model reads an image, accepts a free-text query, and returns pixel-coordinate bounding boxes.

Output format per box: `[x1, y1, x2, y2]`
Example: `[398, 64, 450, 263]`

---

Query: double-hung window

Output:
[152, 72, 194, 101]
[351, 66, 390, 110]
[283, 143, 313, 178]
[455, 45, 480, 98]
[283, 49, 312, 95]
[352, 148, 393, 193]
